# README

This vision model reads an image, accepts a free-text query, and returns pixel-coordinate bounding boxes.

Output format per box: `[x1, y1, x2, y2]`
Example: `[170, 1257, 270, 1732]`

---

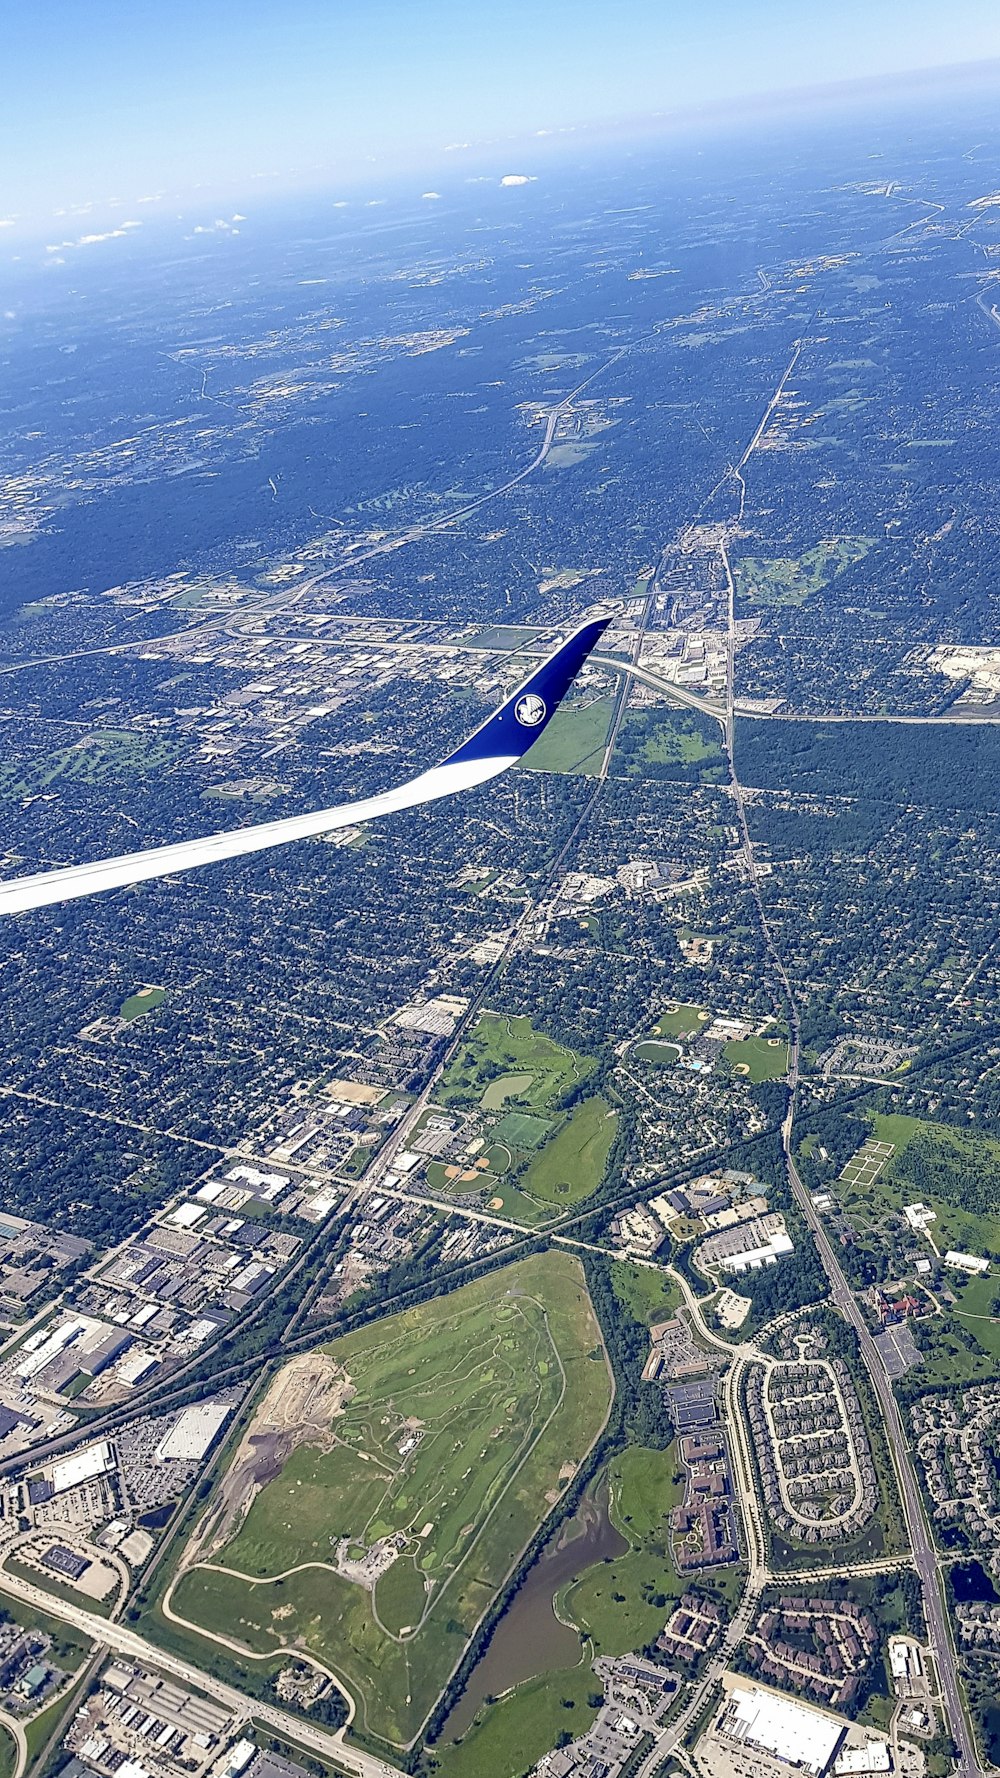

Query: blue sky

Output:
[4, 0, 1000, 228]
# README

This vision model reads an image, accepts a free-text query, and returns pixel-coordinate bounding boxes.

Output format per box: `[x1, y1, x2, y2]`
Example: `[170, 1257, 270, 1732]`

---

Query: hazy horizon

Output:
[4, 0, 1000, 243]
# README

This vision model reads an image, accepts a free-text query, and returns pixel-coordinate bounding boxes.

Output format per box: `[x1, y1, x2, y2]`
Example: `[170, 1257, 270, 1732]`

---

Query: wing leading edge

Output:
[0, 615, 613, 918]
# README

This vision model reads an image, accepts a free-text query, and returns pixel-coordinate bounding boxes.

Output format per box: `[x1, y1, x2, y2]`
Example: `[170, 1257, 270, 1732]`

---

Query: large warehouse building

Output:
[718, 1685, 845, 1777]
[155, 1401, 232, 1463]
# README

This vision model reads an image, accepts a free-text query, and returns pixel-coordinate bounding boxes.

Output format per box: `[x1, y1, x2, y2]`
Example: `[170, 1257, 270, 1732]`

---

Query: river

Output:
[438, 1482, 627, 1743]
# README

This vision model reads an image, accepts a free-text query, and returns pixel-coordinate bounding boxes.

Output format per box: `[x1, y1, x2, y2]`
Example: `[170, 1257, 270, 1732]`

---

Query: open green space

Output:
[865, 1114, 1000, 1254]
[492, 1109, 553, 1149]
[0, 1587, 92, 1670]
[120, 985, 166, 1022]
[519, 696, 615, 776]
[0, 729, 184, 797]
[611, 1261, 680, 1324]
[0, 1726, 15, 1778]
[634, 1040, 681, 1066]
[614, 708, 724, 780]
[523, 1097, 616, 1207]
[560, 1446, 687, 1651]
[724, 1034, 789, 1082]
[734, 537, 876, 608]
[166, 1251, 612, 1750]
[654, 1003, 708, 1039]
[439, 1014, 593, 1114]
[435, 1448, 688, 1778]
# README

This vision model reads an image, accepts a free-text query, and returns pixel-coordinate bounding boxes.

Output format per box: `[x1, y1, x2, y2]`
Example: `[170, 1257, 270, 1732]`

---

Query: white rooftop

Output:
[721, 1685, 843, 1777]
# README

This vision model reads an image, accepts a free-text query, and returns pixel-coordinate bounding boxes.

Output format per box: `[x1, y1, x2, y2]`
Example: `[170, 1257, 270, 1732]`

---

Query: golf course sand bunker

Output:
[167, 1251, 612, 1749]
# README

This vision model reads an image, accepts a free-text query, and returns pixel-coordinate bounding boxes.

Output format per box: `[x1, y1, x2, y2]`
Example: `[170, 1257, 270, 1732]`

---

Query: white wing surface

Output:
[0, 616, 612, 918]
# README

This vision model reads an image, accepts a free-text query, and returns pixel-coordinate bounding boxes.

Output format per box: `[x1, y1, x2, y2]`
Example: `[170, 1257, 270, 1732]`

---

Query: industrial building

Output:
[155, 1401, 232, 1463]
[716, 1683, 845, 1776]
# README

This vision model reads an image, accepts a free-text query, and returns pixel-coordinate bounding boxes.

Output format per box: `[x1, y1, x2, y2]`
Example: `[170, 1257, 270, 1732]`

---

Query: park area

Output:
[165, 1251, 613, 1750]
[429, 1014, 615, 1220]
[723, 1033, 789, 1082]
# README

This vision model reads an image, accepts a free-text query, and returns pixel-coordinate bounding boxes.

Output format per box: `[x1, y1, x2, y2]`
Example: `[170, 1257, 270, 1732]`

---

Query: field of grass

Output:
[614, 709, 724, 777]
[519, 696, 615, 776]
[0, 1587, 92, 1670]
[867, 1114, 1000, 1253]
[734, 537, 875, 608]
[560, 1446, 686, 1656]
[0, 730, 183, 797]
[493, 1110, 553, 1149]
[435, 1663, 598, 1778]
[654, 1003, 708, 1039]
[120, 985, 166, 1022]
[439, 1014, 593, 1114]
[168, 1251, 612, 1750]
[435, 1449, 685, 1778]
[0, 1725, 15, 1778]
[523, 1097, 616, 1207]
[724, 1035, 789, 1082]
[611, 1261, 680, 1325]
[634, 1040, 681, 1066]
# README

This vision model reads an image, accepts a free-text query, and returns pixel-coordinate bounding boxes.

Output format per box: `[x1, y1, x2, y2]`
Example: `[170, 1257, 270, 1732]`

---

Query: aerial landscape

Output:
[5, 5, 1000, 1778]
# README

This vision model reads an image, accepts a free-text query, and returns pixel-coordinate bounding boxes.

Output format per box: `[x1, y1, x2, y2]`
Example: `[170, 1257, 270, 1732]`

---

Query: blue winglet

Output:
[444, 616, 614, 768]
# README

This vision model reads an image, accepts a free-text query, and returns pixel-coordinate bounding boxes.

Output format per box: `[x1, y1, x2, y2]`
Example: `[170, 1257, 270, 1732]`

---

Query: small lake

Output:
[951, 1559, 999, 1604]
[438, 1483, 627, 1743]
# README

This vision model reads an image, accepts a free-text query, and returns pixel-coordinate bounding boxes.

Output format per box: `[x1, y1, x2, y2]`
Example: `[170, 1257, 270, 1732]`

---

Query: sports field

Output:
[634, 1039, 680, 1066]
[835, 1114, 1000, 1254]
[724, 1034, 789, 1082]
[654, 1002, 708, 1039]
[166, 1251, 612, 1749]
[120, 985, 166, 1022]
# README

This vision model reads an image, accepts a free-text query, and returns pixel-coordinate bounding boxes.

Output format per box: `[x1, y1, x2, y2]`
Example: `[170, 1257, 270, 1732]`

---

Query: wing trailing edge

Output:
[0, 615, 613, 917]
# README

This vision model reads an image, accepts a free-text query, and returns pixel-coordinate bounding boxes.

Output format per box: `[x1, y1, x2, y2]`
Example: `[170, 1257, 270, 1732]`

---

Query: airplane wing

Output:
[0, 615, 613, 917]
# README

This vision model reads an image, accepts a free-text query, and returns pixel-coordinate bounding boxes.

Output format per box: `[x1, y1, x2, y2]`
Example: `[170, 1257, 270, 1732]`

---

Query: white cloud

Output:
[421, 191, 441, 200]
[500, 174, 536, 186]
[445, 142, 470, 152]
[231, 213, 246, 222]
[332, 200, 349, 208]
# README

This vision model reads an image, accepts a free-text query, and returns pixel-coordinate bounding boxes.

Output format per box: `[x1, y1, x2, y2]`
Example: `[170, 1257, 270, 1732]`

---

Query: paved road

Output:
[0, 1706, 27, 1778]
[0, 1568, 404, 1778]
[717, 523, 981, 1775]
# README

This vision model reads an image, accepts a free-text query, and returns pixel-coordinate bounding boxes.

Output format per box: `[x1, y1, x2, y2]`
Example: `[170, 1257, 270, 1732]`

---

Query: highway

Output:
[0, 1566, 404, 1778]
[719, 525, 982, 1777]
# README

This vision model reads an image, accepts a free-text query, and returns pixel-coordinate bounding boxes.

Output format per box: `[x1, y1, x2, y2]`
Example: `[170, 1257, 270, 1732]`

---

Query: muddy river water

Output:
[439, 1484, 627, 1743]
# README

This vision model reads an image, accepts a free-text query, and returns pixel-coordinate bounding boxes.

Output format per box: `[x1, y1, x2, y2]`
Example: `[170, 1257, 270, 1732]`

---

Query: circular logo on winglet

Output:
[515, 694, 547, 728]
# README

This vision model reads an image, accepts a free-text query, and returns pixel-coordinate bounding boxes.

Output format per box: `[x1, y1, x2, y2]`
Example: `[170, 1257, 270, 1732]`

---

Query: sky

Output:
[4, 0, 1000, 230]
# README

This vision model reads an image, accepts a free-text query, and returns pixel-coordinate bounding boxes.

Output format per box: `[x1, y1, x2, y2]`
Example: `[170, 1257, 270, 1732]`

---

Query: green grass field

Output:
[614, 709, 724, 777]
[654, 1003, 708, 1039]
[518, 696, 615, 776]
[120, 985, 166, 1022]
[560, 1446, 686, 1652]
[523, 1097, 617, 1206]
[0, 1587, 92, 1670]
[438, 1014, 593, 1113]
[611, 1261, 680, 1324]
[168, 1251, 612, 1750]
[734, 537, 876, 608]
[724, 1035, 789, 1082]
[435, 1448, 686, 1778]
[493, 1110, 553, 1149]
[0, 1725, 15, 1778]
[869, 1114, 1000, 1253]
[0, 729, 183, 797]
[634, 1040, 681, 1066]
